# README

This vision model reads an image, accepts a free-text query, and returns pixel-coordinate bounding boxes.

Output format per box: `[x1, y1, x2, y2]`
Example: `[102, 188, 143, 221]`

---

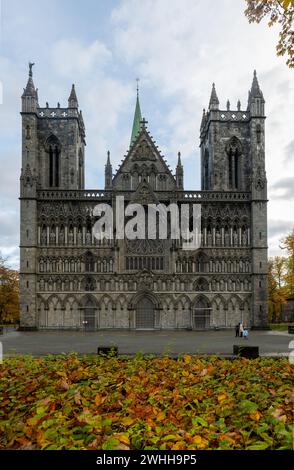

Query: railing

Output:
[37, 189, 251, 202]
[37, 190, 111, 200]
[180, 191, 251, 201]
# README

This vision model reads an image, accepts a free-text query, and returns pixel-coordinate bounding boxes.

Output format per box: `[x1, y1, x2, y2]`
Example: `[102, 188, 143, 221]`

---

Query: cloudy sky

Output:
[0, 0, 293, 268]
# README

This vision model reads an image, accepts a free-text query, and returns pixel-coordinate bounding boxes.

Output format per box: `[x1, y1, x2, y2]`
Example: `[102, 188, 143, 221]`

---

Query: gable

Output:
[112, 128, 176, 191]
[131, 179, 159, 205]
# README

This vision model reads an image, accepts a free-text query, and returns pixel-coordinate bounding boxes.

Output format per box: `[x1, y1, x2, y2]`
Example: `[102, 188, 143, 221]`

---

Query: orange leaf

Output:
[95, 394, 103, 406]
[114, 433, 130, 445]
[249, 410, 261, 421]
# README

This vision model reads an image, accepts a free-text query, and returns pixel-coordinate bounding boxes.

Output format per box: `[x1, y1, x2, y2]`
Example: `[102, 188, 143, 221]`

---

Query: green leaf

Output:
[247, 441, 270, 450]
[192, 416, 208, 427]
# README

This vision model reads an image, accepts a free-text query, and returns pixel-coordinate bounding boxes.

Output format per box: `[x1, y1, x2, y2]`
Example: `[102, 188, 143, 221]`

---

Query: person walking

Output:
[243, 328, 248, 339]
[239, 322, 244, 338]
[235, 322, 240, 337]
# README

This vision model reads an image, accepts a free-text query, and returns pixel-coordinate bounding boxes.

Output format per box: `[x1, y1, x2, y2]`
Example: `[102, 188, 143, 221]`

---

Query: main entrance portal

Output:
[192, 298, 211, 330]
[136, 297, 155, 329]
[83, 298, 96, 331]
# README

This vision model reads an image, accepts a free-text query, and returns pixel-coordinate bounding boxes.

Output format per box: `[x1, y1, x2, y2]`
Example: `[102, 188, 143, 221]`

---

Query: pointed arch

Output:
[194, 277, 209, 292]
[37, 295, 48, 328]
[192, 294, 211, 329]
[211, 294, 227, 328]
[175, 294, 191, 310]
[128, 290, 161, 310]
[46, 294, 64, 328]
[227, 294, 243, 327]
[45, 134, 61, 188]
[225, 136, 242, 190]
[85, 251, 95, 272]
[115, 294, 129, 328]
[63, 294, 80, 328]
[116, 294, 128, 310]
[161, 294, 176, 329]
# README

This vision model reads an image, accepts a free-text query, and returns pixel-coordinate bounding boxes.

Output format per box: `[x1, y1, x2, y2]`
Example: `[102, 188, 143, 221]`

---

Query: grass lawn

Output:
[270, 323, 294, 331]
[0, 354, 293, 450]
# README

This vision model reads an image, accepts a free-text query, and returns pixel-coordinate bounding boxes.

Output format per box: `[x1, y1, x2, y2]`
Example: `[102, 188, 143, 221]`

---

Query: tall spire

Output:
[130, 79, 142, 146]
[247, 70, 265, 115]
[200, 108, 206, 130]
[176, 151, 184, 190]
[105, 150, 113, 190]
[209, 83, 219, 110]
[21, 62, 39, 112]
[22, 62, 38, 98]
[249, 70, 263, 99]
[106, 150, 111, 166]
[68, 84, 78, 108]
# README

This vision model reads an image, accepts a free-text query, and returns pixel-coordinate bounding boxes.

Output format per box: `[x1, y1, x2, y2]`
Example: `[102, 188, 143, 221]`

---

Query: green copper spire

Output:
[130, 79, 142, 147]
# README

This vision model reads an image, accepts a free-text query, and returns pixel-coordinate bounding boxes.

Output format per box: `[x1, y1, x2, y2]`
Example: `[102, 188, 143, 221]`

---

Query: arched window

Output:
[85, 251, 95, 272]
[203, 149, 209, 190]
[226, 137, 242, 190]
[46, 135, 61, 188]
[256, 124, 261, 144]
[78, 149, 83, 189]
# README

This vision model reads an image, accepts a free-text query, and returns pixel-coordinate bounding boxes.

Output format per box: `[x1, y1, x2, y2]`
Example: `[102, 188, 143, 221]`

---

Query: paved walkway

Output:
[1, 329, 292, 357]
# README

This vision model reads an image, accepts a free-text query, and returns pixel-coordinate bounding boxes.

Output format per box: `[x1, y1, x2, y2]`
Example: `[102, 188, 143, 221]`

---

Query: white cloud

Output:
[51, 39, 112, 77]
[0, 0, 293, 264]
[111, 0, 294, 256]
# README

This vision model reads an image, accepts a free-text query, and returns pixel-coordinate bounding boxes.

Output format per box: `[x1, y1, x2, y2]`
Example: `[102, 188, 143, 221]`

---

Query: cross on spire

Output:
[140, 117, 148, 129]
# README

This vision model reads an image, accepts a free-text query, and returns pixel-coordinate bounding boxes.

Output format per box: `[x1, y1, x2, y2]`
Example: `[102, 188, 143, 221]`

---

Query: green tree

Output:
[280, 227, 294, 295]
[267, 256, 287, 322]
[244, 0, 294, 68]
[0, 255, 19, 324]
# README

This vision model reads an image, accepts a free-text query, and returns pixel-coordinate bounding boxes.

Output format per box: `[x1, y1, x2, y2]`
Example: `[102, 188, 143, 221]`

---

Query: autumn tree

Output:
[280, 227, 294, 295]
[244, 0, 294, 68]
[0, 255, 19, 324]
[268, 256, 288, 321]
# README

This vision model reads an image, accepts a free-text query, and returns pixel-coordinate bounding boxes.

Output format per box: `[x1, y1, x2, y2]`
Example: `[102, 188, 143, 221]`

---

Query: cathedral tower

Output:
[19, 64, 86, 328]
[200, 72, 268, 327]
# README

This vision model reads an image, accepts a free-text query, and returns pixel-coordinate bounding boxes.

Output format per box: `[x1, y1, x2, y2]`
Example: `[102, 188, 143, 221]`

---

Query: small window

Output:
[259, 261, 262, 268]
[26, 260, 29, 268]
[25, 125, 31, 140]
[27, 281, 29, 288]
[256, 124, 261, 144]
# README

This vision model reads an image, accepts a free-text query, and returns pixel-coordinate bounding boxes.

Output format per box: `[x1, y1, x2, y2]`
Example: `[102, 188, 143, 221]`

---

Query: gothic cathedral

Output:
[19, 65, 268, 330]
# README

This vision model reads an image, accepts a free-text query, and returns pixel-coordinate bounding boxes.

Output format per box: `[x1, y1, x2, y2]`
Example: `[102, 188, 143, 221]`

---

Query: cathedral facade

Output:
[19, 65, 268, 330]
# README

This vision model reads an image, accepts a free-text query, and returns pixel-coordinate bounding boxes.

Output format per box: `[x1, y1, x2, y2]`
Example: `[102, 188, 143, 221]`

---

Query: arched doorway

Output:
[193, 297, 211, 330]
[83, 297, 96, 331]
[136, 297, 155, 329]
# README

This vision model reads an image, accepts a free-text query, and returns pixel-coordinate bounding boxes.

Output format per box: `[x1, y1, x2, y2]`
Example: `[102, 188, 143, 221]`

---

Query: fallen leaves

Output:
[0, 354, 293, 450]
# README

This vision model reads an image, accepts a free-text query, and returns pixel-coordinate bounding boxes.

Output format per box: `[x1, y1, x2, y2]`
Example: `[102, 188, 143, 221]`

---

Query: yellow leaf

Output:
[192, 435, 202, 445]
[184, 355, 191, 364]
[217, 393, 227, 403]
[156, 411, 165, 422]
[121, 416, 134, 426]
[114, 433, 130, 445]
